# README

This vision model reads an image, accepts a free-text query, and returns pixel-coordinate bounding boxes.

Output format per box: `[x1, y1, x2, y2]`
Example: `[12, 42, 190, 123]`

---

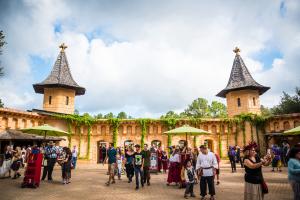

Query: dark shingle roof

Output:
[33, 46, 85, 95]
[216, 50, 270, 98]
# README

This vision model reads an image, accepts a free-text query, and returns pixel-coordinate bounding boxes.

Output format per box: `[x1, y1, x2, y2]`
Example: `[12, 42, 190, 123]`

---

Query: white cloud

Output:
[0, 0, 299, 117]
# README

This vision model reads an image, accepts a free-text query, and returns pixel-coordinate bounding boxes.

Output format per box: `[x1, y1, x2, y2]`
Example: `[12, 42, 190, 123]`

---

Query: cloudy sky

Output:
[0, 0, 299, 118]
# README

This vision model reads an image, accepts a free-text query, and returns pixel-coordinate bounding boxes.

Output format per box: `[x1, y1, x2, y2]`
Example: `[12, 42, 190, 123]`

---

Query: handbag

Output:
[261, 180, 268, 194]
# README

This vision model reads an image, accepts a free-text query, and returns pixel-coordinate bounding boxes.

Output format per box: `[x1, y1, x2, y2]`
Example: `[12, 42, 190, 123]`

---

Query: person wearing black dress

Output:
[125, 146, 135, 183]
[60, 147, 72, 184]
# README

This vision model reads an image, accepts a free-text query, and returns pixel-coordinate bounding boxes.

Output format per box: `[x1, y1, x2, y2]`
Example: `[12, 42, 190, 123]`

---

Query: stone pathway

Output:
[0, 162, 293, 200]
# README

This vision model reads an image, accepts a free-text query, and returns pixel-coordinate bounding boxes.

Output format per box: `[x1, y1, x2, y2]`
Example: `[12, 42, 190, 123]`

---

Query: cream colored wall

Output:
[43, 88, 75, 114]
[226, 90, 261, 117]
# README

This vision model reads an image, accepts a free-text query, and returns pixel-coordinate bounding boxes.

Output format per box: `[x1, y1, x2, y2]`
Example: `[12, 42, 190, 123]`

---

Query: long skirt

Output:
[0, 160, 12, 177]
[167, 162, 181, 184]
[244, 182, 263, 200]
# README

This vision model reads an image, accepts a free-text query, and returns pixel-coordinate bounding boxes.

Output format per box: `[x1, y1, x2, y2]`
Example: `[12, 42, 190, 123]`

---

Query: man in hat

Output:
[42, 141, 58, 181]
[196, 145, 218, 200]
[141, 144, 151, 186]
[133, 144, 144, 190]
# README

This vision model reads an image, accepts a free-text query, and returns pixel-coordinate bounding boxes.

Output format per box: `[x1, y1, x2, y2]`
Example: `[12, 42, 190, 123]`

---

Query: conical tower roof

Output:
[33, 43, 85, 95]
[216, 47, 270, 98]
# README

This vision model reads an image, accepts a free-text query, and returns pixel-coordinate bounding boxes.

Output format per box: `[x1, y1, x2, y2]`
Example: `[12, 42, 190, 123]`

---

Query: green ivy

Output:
[67, 122, 72, 148]
[138, 119, 152, 146]
[108, 118, 120, 148]
[218, 125, 223, 158]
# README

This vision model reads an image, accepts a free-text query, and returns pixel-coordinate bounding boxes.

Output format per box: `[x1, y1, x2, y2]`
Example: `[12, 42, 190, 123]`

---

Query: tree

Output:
[117, 111, 127, 119]
[0, 99, 3, 108]
[184, 98, 210, 118]
[160, 111, 180, 119]
[209, 101, 227, 118]
[94, 113, 103, 119]
[104, 112, 114, 119]
[260, 105, 272, 117]
[0, 30, 5, 77]
[74, 109, 79, 115]
[271, 87, 300, 115]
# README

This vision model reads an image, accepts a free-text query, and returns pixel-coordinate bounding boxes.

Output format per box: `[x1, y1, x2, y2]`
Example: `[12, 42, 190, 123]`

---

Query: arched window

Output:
[135, 126, 141, 135]
[118, 125, 124, 135]
[274, 122, 280, 132]
[283, 121, 290, 130]
[101, 125, 106, 135]
[127, 126, 132, 135]
[211, 125, 217, 134]
[2, 117, 8, 129]
[294, 121, 300, 128]
[12, 118, 18, 129]
[203, 125, 208, 131]
[153, 125, 158, 134]
[21, 119, 27, 129]
[237, 98, 241, 107]
[253, 97, 256, 106]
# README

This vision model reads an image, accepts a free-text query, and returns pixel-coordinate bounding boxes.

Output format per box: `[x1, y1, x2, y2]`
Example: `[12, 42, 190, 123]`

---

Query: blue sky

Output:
[0, 0, 299, 118]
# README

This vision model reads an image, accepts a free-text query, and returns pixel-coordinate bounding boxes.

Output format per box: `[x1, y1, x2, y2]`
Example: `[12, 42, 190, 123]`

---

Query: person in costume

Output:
[196, 145, 218, 200]
[161, 151, 169, 173]
[184, 160, 196, 199]
[167, 148, 181, 186]
[228, 146, 237, 173]
[243, 142, 271, 200]
[125, 146, 135, 183]
[271, 145, 282, 172]
[157, 146, 163, 173]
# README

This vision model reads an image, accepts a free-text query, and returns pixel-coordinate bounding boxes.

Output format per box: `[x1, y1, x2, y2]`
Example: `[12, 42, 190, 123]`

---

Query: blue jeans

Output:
[134, 167, 144, 188]
[72, 157, 77, 169]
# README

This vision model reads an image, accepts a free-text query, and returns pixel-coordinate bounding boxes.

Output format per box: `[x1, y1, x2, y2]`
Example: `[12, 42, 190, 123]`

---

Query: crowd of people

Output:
[0, 141, 78, 185]
[0, 140, 299, 200]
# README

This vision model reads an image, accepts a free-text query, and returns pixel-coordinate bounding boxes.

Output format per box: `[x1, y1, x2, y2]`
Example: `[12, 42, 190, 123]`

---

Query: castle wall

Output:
[1, 108, 300, 163]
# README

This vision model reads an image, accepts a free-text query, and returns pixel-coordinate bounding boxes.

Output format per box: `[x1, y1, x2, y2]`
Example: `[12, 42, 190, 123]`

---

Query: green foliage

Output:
[185, 98, 210, 118]
[54, 113, 96, 159]
[117, 111, 127, 119]
[94, 113, 103, 119]
[260, 105, 272, 117]
[74, 109, 79, 115]
[161, 118, 178, 149]
[138, 119, 151, 146]
[104, 112, 114, 119]
[160, 111, 180, 119]
[0, 99, 4, 108]
[108, 118, 120, 147]
[209, 101, 227, 118]
[271, 87, 300, 114]
[0, 30, 5, 77]
[161, 98, 227, 119]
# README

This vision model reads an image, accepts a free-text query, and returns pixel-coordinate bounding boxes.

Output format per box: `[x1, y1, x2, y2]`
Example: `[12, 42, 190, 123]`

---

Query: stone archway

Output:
[97, 140, 108, 163]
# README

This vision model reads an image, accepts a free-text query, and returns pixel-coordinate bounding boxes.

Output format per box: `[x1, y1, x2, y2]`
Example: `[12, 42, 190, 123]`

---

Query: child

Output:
[161, 151, 168, 173]
[184, 160, 196, 199]
[117, 154, 122, 180]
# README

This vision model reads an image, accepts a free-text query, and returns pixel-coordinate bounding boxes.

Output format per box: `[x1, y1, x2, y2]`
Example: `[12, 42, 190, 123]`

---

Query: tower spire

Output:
[59, 43, 68, 52]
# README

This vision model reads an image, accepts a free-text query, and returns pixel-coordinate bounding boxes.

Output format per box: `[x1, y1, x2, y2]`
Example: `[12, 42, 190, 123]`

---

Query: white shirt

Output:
[196, 152, 218, 177]
[169, 153, 180, 163]
[72, 149, 78, 158]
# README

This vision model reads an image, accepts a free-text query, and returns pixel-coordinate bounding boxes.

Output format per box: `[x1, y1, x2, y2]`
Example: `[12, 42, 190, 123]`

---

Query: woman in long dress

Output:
[243, 142, 271, 200]
[0, 146, 13, 178]
[167, 148, 181, 186]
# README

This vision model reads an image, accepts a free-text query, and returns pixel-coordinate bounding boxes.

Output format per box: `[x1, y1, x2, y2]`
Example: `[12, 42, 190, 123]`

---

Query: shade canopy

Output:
[164, 124, 210, 135]
[0, 129, 65, 141]
[283, 126, 300, 135]
[21, 124, 68, 138]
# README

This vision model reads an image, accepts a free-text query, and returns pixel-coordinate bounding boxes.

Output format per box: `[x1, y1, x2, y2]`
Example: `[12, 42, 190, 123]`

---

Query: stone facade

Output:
[226, 90, 261, 117]
[1, 108, 300, 163]
[43, 88, 75, 114]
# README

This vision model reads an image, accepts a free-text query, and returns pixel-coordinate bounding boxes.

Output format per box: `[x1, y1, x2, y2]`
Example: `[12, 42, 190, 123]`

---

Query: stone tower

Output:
[33, 43, 85, 114]
[216, 47, 270, 117]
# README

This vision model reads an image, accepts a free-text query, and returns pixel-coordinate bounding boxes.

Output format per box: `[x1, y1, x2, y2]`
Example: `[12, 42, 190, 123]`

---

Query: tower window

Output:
[237, 98, 241, 107]
[49, 96, 52, 105]
[66, 96, 69, 105]
[253, 97, 256, 106]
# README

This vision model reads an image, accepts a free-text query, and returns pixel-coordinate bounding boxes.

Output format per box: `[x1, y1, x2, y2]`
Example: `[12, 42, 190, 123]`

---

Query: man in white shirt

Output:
[196, 145, 218, 200]
[72, 145, 78, 169]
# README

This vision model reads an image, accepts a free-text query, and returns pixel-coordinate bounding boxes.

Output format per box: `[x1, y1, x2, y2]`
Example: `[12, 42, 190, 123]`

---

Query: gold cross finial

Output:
[233, 47, 240, 55]
[59, 43, 68, 52]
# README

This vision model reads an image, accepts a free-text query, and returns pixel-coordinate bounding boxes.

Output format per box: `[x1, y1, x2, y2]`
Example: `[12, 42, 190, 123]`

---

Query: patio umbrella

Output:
[164, 124, 210, 146]
[283, 125, 300, 135]
[20, 124, 69, 139]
